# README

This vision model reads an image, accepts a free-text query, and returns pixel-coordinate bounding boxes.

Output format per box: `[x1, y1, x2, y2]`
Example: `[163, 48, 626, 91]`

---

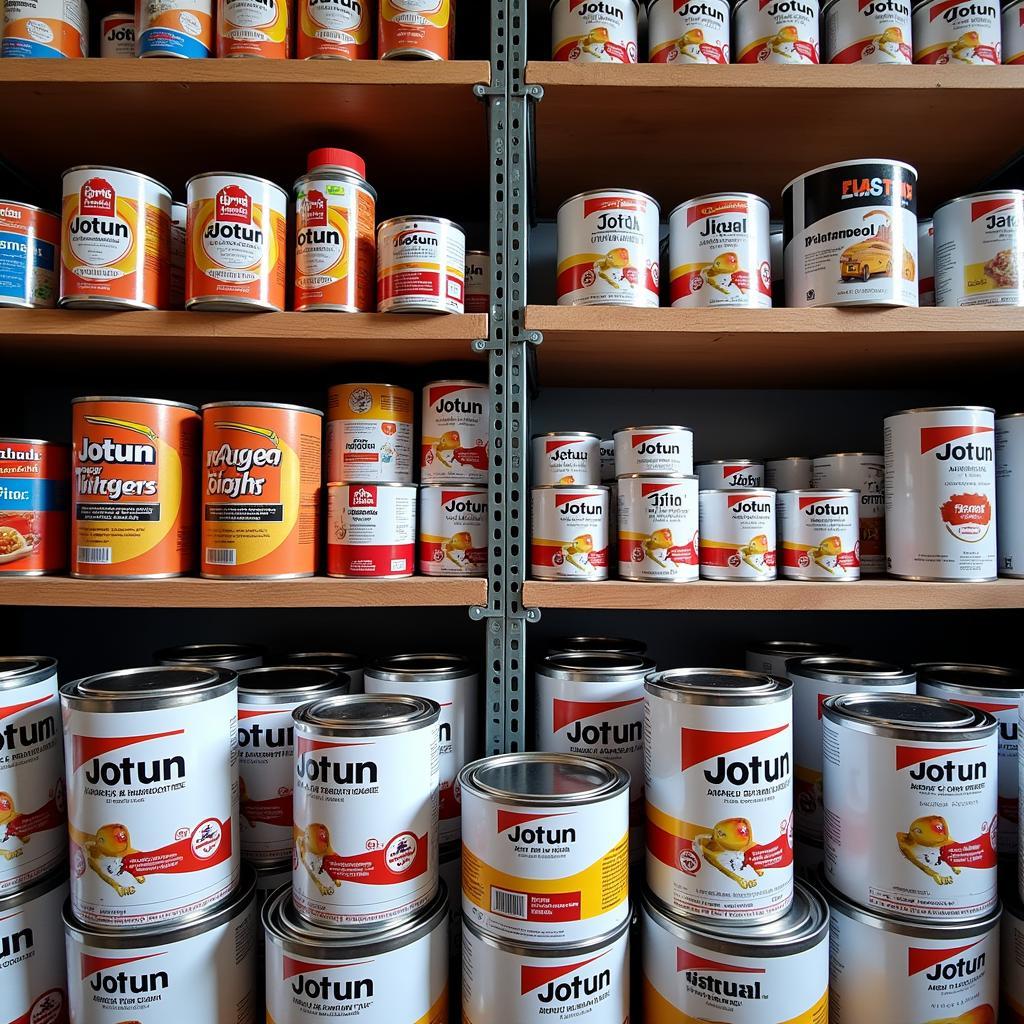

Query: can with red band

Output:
[912, 0, 1000, 62]
[421, 379, 489, 483]
[419, 483, 487, 577]
[531, 484, 609, 581]
[618, 474, 699, 583]
[377, 215, 465, 314]
[327, 481, 416, 578]
[778, 488, 861, 581]
[698, 488, 777, 581]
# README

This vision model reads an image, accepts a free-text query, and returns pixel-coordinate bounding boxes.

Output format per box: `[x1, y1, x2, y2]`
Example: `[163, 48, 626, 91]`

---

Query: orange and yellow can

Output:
[0, 439, 69, 576]
[297, 0, 373, 57]
[379, 0, 452, 59]
[217, 0, 292, 55]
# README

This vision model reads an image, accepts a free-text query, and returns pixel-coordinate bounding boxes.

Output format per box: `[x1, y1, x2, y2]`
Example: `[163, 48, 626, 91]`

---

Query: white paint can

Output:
[460, 752, 630, 943]
[1006, 0, 1024, 61]
[364, 654, 478, 846]
[292, 693, 439, 927]
[1003, 885, 1024, 1020]
[599, 439, 615, 481]
[531, 485, 610, 581]
[326, 382, 414, 485]
[784, 158, 919, 308]
[419, 484, 488, 577]
[778, 488, 862, 581]
[745, 639, 846, 678]
[0, 656, 65, 894]
[283, 652, 363, 693]
[812, 452, 886, 573]
[532, 432, 601, 486]
[556, 189, 660, 307]
[884, 405, 997, 581]
[420, 379, 489, 484]
[376, 215, 465, 314]
[695, 459, 764, 490]
[764, 456, 813, 490]
[156, 642, 266, 671]
[641, 881, 829, 1022]
[698, 488, 777, 581]
[788, 656, 916, 841]
[465, 250, 490, 313]
[997, 412, 1024, 576]
[61, 666, 240, 928]
[463, 912, 631, 1023]
[668, 193, 772, 308]
[919, 216, 935, 305]
[439, 841, 461, 971]
[326, 482, 417, 579]
[551, 0, 639, 61]
[823, 0, 913, 61]
[823, 692, 998, 921]
[647, 0, 730, 61]
[645, 668, 794, 923]
[733, 0, 821, 61]
[613, 425, 693, 478]
[617, 474, 699, 583]
[934, 190, 1024, 307]
[912, 0, 1001, 61]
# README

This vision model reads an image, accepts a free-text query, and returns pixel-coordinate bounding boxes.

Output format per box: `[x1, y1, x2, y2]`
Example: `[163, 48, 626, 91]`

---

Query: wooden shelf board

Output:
[526, 63, 1024, 216]
[525, 305, 1024, 387]
[0, 309, 487, 370]
[0, 576, 487, 609]
[523, 578, 1024, 611]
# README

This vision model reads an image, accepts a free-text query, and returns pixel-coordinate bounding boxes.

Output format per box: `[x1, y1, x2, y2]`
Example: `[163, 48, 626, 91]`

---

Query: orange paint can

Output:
[217, 0, 292, 55]
[200, 401, 323, 579]
[379, 0, 452, 59]
[297, 0, 373, 57]
[71, 396, 200, 578]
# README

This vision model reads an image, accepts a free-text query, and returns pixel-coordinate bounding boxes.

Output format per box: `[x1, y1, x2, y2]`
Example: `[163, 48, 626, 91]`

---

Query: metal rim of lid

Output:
[185, 171, 288, 203]
[63, 164, 172, 198]
[558, 187, 659, 214]
[293, 167, 377, 203]
[747, 640, 844, 659]
[237, 665, 347, 702]
[822, 691, 995, 740]
[419, 482, 487, 492]
[0, 436, 67, 447]
[61, 664, 236, 707]
[779, 488, 859, 497]
[330, 382, 413, 395]
[293, 692, 439, 735]
[64, 865, 256, 947]
[620, 473, 697, 481]
[546, 635, 648, 656]
[552, 0, 640, 9]
[73, 395, 199, 412]
[0, 200, 59, 218]
[0, 861, 67, 913]
[933, 188, 1024, 217]
[766, 456, 813, 463]
[464, 904, 631, 958]
[532, 483, 610, 492]
[699, 486, 775, 494]
[695, 459, 761, 467]
[0, 655, 57, 690]
[283, 651, 362, 672]
[377, 214, 466, 236]
[366, 652, 474, 683]
[914, 661, 1024, 698]
[538, 650, 655, 680]
[155, 642, 266, 665]
[532, 431, 601, 441]
[787, 656, 915, 686]
[459, 752, 630, 806]
[997, 412, 1024, 420]
[615, 424, 692, 435]
[887, 404, 995, 418]
[263, 879, 447, 955]
[201, 400, 323, 417]
[783, 159, 919, 197]
[645, 667, 791, 705]
[812, 452, 882, 460]
[424, 378, 486, 390]
[641, 880, 828, 957]
[669, 192, 770, 221]
[328, 481, 416, 490]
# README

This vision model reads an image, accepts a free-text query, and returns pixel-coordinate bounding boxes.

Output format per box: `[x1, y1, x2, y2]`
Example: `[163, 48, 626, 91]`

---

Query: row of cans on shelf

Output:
[551, 0, 1024, 64]
[557, 162, 1024, 310]
[1, 0, 454, 60]
[0, 152, 487, 314]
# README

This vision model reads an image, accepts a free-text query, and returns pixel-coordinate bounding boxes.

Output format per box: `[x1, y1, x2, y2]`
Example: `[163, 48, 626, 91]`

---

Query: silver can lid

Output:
[156, 642, 266, 666]
[539, 650, 655, 680]
[62, 665, 236, 708]
[459, 752, 629, 806]
[546, 635, 648, 657]
[646, 668, 791, 705]
[293, 693, 439, 736]
[0, 655, 57, 691]
[366, 652, 474, 682]
[788, 657, 915, 687]
[238, 665, 348, 702]
[823, 692, 996, 740]
[284, 651, 362, 673]
[915, 662, 1024, 698]
[747, 640, 845, 659]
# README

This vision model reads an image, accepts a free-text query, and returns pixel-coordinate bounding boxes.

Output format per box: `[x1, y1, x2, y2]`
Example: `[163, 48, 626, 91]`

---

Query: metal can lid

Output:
[378, 214, 466, 236]
[283, 651, 362, 673]
[765, 455, 812, 463]
[532, 431, 601, 441]
[532, 484, 609, 492]
[238, 665, 348, 702]
[63, 665, 235, 705]
[915, 662, 1024, 698]
[779, 488, 859, 497]
[0, 861, 67, 914]
[621, 473, 697, 481]
[642, 880, 828, 956]
[812, 452, 882, 460]
[155, 642, 266, 666]
[614, 424, 691, 434]
[823, 692, 996, 739]
[747, 640, 844, 659]
[0, 655, 57, 690]
[460, 752, 629, 806]
[546, 635, 648, 657]
[696, 458, 761, 466]
[933, 188, 1024, 217]
[201, 400, 324, 417]
[293, 693, 439, 736]
[539, 650, 655, 680]
[424, 378, 486, 389]
[646, 667, 791, 704]
[887, 404, 995, 418]
[366, 652, 474, 682]
[787, 657, 915, 686]
[464, 903, 631, 957]
[997, 412, 1024, 421]
[72, 395, 199, 412]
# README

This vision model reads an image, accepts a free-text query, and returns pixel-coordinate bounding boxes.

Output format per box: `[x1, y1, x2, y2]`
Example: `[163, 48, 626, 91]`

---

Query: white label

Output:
[533, 435, 601, 487]
[734, 0, 821, 62]
[998, 417, 1024, 576]
[327, 417, 413, 483]
[698, 489, 776, 581]
[421, 382, 489, 484]
[530, 487, 609, 581]
[618, 476, 699, 582]
[811, 455, 885, 573]
[551, 0, 638, 62]
[613, 429, 693, 478]
[778, 490, 861, 581]
[695, 462, 763, 490]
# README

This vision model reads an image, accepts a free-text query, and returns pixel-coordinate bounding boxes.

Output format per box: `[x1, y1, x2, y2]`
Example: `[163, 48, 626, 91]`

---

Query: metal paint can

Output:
[326, 481, 417, 578]
[599, 439, 615, 481]
[376, 215, 465, 313]
[617, 474, 699, 583]
[418, 483, 487, 576]
[647, 0, 730, 61]
[327, 382, 414, 484]
[551, 0, 639, 61]
[778, 488, 861, 581]
[695, 458, 764, 490]
[764, 456, 813, 490]
[100, 11, 135, 53]
[421, 379, 489, 483]
[919, 215, 935, 304]
[297, 0, 373, 57]
[283, 651, 364, 692]
[378, 0, 453, 59]
[0, 438, 68, 575]
[465, 249, 489, 312]
[0, 201, 59, 308]
[531, 484, 609, 581]
[136, 0, 214, 56]
[698, 487, 776, 581]
[997, 412, 1024, 576]
[156, 642, 266, 671]
[170, 200, 186, 307]
[1006, 0, 1024, 60]
[2, 0, 87, 55]
[545, 635, 648, 657]
[912, 0, 1001, 61]
[745, 639, 845, 678]
[823, 0, 912, 61]
[733, 0, 821, 61]
[533, 432, 602, 486]
[217, 0, 291, 55]
[613, 425, 693, 478]
[812, 451, 886, 573]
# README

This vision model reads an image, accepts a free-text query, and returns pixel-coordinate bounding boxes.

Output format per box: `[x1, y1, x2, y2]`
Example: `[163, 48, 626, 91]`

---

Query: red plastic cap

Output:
[307, 148, 366, 178]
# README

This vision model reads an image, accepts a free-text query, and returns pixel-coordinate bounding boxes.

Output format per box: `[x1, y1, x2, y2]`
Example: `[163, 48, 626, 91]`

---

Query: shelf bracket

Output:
[525, 330, 542, 347]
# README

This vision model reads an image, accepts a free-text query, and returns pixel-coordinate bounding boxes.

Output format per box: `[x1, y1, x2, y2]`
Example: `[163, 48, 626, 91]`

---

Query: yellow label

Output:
[644, 975, 828, 1023]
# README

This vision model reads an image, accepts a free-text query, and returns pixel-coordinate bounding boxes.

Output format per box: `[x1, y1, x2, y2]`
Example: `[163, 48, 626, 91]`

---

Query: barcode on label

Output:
[76, 546, 112, 564]
[491, 887, 527, 920]
[205, 548, 237, 565]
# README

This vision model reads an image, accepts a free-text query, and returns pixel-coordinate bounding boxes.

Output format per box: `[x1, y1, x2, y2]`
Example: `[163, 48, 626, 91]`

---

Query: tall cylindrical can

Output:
[376, 215, 465, 313]
[532, 432, 601, 486]
[421, 379, 489, 483]
[157, 642, 266, 671]
[530, 484, 609, 581]
[0, 438, 68, 575]
[465, 249, 489, 312]
[327, 382, 414, 483]
[695, 459, 764, 490]
[326, 481, 417, 578]
[912, 0, 1000, 61]
[997, 412, 1024, 576]
[645, 668, 794, 923]
[812, 452, 886, 573]
[418, 483, 487, 576]
[823, 0, 912, 61]
[0, 201, 59, 309]
[551, 0, 639, 61]
[617, 474, 699, 583]
[292, 693, 439, 927]
[100, 11, 136, 53]
[283, 650, 363, 692]
[778, 488, 861, 581]
[764, 456, 813, 491]
[136, 0, 214, 56]
[297, 0, 373, 56]
[1, 0, 87, 54]
[733, 0, 821, 61]
[613, 425, 694, 478]
[884, 405, 997, 580]
[217, 0, 291, 54]
[647, 0, 730, 62]
[698, 487, 777, 581]
[379, 0, 453, 58]
[745, 639, 846, 678]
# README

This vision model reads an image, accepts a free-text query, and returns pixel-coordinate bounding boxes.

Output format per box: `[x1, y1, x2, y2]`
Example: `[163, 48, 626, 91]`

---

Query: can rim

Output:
[614, 424, 692, 434]
[699, 486, 775, 493]
[645, 667, 791, 704]
[0, 861, 67, 913]
[423, 378, 487, 390]
[620, 473, 697, 481]
[0, 199, 59, 219]
[557, 187, 660, 214]
[185, 172, 288, 203]
[532, 431, 601, 440]
[0, 437, 67, 447]
[238, 665, 348, 702]
[997, 412, 1024, 420]
[73, 395, 199, 412]
[538, 650, 656, 679]
[464, 904, 632, 956]
[933, 188, 1024, 216]
[812, 452, 883, 460]
[747, 640, 845, 658]
[61, 665, 236, 708]
[366, 652, 474, 682]
[532, 483, 610, 491]
[782, 159, 919, 196]
[378, 214, 466, 235]
[0, 655, 58, 690]
[155, 642, 266, 665]
[293, 167, 377, 202]
[330, 382, 413, 393]
[822, 691, 997, 739]
[695, 459, 762, 467]
[778, 488, 860, 496]
[787, 656, 915, 685]
[283, 651, 362, 671]
[668, 192, 771, 221]
[63, 165, 172, 199]
[201, 400, 324, 416]
[552, 0, 640, 8]
[915, 661, 1024, 697]
[887, 404, 995, 417]
[293, 692, 440, 735]
[419, 482, 487, 491]
[765, 455, 813, 462]
[328, 480, 417, 489]
[546, 635, 648, 656]
[459, 752, 630, 805]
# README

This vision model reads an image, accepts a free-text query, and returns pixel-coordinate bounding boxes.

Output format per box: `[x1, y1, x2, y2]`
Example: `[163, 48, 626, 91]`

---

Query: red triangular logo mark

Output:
[919, 424, 993, 454]
[677, 949, 765, 974]
[81, 952, 163, 980]
[895, 745, 978, 771]
[907, 941, 980, 976]
[681, 725, 788, 771]
[521, 954, 606, 995]
[0, 694, 52, 722]
[496, 809, 572, 835]
[631, 432, 667, 449]
[72, 730, 184, 773]
[282, 956, 372, 981]
[295, 736, 368, 757]
[238, 708, 280, 720]
[552, 697, 642, 733]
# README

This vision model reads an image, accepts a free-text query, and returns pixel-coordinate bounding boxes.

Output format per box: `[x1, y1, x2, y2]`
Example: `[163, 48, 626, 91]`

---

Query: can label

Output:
[201, 404, 322, 579]
[645, 694, 794, 921]
[530, 487, 609, 581]
[169, 202, 186, 309]
[618, 476, 699, 582]
[294, 174, 375, 311]
[919, 217, 935, 305]
[72, 400, 199, 578]
[695, 462, 763, 489]
[812, 454, 885, 573]
[825, 0, 912, 61]
[327, 483, 416, 578]
[137, 0, 213, 57]
[379, 0, 451, 58]
[734, 0, 820, 62]
[0, 202, 59, 309]
[765, 458, 813, 490]
[1006, 0, 1024, 61]
[421, 382, 489, 483]
[648, 0, 730, 62]
[533, 435, 601, 486]
[100, 11, 135, 53]
[328, 383, 413, 483]
[298, 0, 372, 56]
[0, 441, 68, 575]
[778, 491, 861, 581]
[998, 417, 1024, 577]
[614, 428, 693, 478]
[419, 486, 487, 577]
[551, 0, 639, 61]
[465, 252, 489, 313]
[377, 218, 465, 314]
[218, 0, 290, 54]
[912, 0, 1000, 61]
[2, 0, 86, 55]
[1004, 901, 1024, 1020]
[63, 690, 240, 926]
[698, 489, 776, 581]
[292, 723, 439, 926]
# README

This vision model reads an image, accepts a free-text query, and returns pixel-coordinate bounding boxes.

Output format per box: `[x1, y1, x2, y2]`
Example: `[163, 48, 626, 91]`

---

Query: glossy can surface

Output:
[0, 438, 68, 574]
[0, 201, 59, 308]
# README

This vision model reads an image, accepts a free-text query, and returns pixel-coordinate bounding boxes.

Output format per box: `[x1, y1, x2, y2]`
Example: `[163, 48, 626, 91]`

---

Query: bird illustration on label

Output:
[0, 782, 64, 859]
[897, 814, 997, 885]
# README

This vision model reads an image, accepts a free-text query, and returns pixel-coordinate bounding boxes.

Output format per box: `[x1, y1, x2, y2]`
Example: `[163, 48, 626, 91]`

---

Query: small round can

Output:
[463, 912, 631, 1023]
[1006, 0, 1024, 61]
[823, 691, 998, 921]
[642, 881, 829, 1022]
[170, 200, 186, 308]
[378, 0, 453, 59]
[919, 216, 936, 304]
[60, 166, 171, 310]
[65, 865, 257, 1023]
[764, 455, 813, 490]
[912, 0, 1001, 61]
[617, 474, 699, 583]
[545, 634, 648, 657]
[695, 458, 764, 490]
[376, 215, 465, 313]
[217, 0, 291, 55]
[364, 654, 479, 846]
[698, 487, 777, 581]
[733, 0, 821, 61]
[669, 193, 772, 308]
[556, 189, 660, 307]
[100, 11, 135, 54]
[284, 651, 363, 692]
[745, 639, 846, 677]
[292, 693, 439, 927]
[778, 488, 861, 581]
[934, 190, 1024, 307]
[460, 752, 630, 943]
[201, 401, 323, 579]
[784, 158, 919, 308]
[613, 425, 693, 478]
[136, 0, 214, 56]
[0, 657, 65, 893]
[186, 172, 288, 311]
[327, 481, 417, 578]
[0, 201, 59, 308]
[421, 379, 489, 483]
[884, 405, 997, 581]
[823, 0, 913, 61]
[2, 866, 68, 1024]
[327, 382, 414, 484]
[61, 666, 240, 928]
[297, 0, 373, 57]
[998, 412, 1024, 576]
[71, 396, 200, 579]
[156, 642, 267, 671]
[551, 0, 639, 61]
[465, 249, 489, 313]
[647, 0, 730, 61]
[812, 452, 886, 573]
[825, 877, 1000, 1022]
[644, 668, 794, 923]
[263, 880, 449, 1021]
[0, 438, 68, 575]
[530, 484, 609, 581]
[1003, 884, 1024, 1018]
[917, 661, 1023, 855]
[532, 431, 601, 486]
[237, 665, 348, 864]
[788, 656, 917, 841]
[419, 483, 487, 577]
[1, 0, 86, 55]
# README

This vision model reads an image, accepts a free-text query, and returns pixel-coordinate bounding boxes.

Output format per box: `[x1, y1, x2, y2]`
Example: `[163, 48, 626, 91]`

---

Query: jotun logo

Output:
[521, 951, 611, 1004]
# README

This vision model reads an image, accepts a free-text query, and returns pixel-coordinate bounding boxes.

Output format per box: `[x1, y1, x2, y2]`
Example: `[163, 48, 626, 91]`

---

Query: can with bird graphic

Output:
[823, 0, 913, 62]
[420, 379, 489, 483]
[648, 0, 731, 61]
[698, 487, 777, 581]
[531, 484, 609, 581]
[618, 474, 699, 582]
[778, 488, 861, 581]
[418, 484, 487, 577]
